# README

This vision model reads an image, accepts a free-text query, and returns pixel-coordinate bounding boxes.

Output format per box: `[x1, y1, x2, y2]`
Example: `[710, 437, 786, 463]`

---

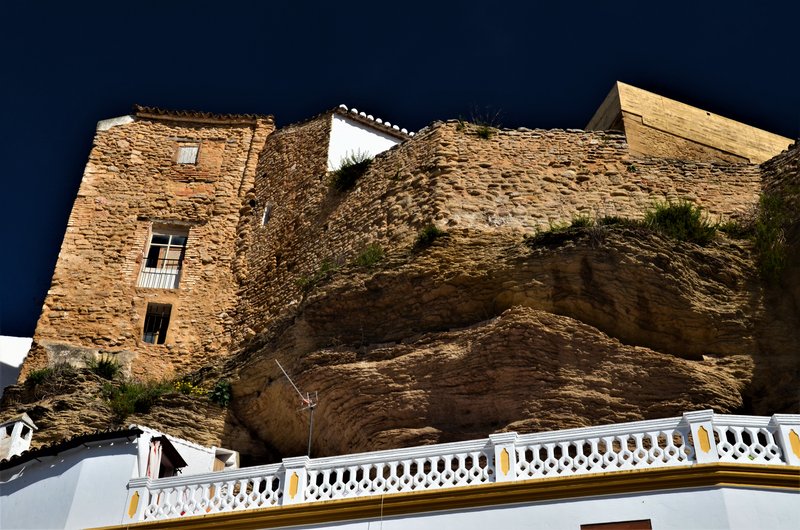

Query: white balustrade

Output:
[713, 415, 784, 464]
[138, 463, 283, 521]
[514, 416, 694, 479]
[126, 411, 799, 523]
[305, 439, 494, 502]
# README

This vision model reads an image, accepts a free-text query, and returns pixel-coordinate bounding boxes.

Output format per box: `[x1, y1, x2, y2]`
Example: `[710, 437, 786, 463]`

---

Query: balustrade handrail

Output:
[125, 411, 800, 523]
[131, 462, 283, 490]
[515, 416, 686, 445]
[306, 437, 494, 469]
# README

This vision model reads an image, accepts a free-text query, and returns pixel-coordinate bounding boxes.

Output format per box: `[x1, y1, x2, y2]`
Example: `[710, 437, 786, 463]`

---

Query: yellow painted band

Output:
[289, 472, 299, 499]
[91, 464, 800, 530]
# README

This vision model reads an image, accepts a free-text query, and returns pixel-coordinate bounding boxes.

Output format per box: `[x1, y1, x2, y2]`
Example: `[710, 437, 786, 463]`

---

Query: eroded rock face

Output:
[230, 228, 792, 459]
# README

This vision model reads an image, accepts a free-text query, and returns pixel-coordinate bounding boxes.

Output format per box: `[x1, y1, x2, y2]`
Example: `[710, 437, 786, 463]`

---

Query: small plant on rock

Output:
[209, 379, 232, 407]
[86, 354, 121, 380]
[102, 379, 172, 421]
[414, 224, 448, 249]
[173, 379, 206, 397]
[25, 362, 75, 388]
[354, 244, 384, 268]
[329, 150, 373, 192]
[643, 200, 717, 245]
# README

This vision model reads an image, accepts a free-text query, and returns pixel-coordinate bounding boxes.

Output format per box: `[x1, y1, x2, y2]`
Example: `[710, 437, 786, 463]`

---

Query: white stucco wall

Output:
[134, 425, 234, 477]
[327, 114, 402, 171]
[279, 487, 799, 530]
[0, 440, 138, 530]
[0, 336, 32, 395]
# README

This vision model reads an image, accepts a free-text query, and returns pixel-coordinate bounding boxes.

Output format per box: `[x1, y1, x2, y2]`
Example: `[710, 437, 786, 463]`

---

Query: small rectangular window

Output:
[176, 145, 199, 164]
[143, 303, 172, 344]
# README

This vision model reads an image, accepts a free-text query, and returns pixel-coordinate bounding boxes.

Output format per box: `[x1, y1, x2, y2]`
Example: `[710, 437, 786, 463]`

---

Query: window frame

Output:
[176, 144, 199, 165]
[138, 226, 189, 289]
[142, 303, 172, 345]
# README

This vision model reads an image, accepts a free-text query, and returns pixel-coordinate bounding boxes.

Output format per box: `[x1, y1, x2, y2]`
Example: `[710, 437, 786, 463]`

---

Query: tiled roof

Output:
[133, 105, 274, 124]
[0, 427, 142, 471]
[333, 105, 415, 138]
[277, 105, 415, 140]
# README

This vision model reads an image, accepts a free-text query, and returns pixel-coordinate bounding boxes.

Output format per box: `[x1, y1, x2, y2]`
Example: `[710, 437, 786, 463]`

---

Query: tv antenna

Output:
[275, 359, 318, 457]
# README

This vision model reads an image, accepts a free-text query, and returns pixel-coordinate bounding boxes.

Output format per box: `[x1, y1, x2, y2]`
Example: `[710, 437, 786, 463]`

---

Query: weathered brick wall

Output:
[236, 120, 763, 336]
[24, 113, 273, 379]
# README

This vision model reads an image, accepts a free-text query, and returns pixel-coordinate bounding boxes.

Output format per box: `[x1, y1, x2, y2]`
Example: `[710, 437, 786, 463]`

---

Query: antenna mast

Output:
[275, 360, 318, 457]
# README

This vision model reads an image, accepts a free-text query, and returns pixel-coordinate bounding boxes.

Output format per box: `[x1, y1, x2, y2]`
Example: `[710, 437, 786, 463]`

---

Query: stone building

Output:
[16, 82, 794, 383]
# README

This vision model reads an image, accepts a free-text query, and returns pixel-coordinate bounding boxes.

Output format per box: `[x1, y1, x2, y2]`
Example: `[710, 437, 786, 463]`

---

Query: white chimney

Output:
[0, 413, 37, 460]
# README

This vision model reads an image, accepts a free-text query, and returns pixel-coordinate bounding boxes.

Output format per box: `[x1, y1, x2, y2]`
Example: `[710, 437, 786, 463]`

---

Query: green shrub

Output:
[475, 125, 494, 140]
[329, 151, 373, 192]
[209, 379, 232, 407]
[86, 355, 121, 380]
[643, 200, 717, 245]
[754, 193, 788, 282]
[103, 379, 172, 420]
[569, 216, 594, 228]
[25, 368, 52, 387]
[718, 219, 755, 239]
[354, 244, 384, 268]
[414, 224, 448, 249]
[25, 362, 75, 388]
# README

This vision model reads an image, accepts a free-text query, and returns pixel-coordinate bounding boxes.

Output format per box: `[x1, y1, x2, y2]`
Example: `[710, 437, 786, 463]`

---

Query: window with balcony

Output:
[142, 303, 172, 345]
[137, 228, 188, 289]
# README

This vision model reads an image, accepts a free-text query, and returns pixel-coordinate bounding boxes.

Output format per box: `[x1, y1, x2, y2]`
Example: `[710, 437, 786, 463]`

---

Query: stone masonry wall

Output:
[236, 120, 762, 339]
[24, 113, 273, 380]
[432, 121, 762, 232]
[236, 113, 442, 337]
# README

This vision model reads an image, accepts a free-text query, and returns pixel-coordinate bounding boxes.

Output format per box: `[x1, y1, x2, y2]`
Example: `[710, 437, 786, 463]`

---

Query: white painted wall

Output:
[0, 440, 138, 530]
[278, 487, 800, 530]
[134, 425, 237, 477]
[327, 114, 402, 171]
[0, 336, 32, 395]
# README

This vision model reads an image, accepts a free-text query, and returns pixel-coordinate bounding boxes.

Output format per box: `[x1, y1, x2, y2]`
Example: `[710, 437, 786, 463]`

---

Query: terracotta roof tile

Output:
[133, 105, 274, 125]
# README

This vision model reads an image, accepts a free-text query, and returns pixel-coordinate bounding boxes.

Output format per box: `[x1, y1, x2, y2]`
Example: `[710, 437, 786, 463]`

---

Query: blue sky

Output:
[1, 1, 798, 336]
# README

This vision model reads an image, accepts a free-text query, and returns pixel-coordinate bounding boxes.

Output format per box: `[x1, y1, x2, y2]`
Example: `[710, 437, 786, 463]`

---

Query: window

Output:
[138, 228, 188, 289]
[143, 303, 172, 344]
[176, 145, 199, 164]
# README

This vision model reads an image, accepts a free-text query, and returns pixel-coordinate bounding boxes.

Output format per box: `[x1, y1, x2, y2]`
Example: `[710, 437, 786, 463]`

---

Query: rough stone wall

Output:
[236, 114, 440, 336]
[24, 114, 273, 380]
[237, 120, 763, 336]
[432, 122, 761, 232]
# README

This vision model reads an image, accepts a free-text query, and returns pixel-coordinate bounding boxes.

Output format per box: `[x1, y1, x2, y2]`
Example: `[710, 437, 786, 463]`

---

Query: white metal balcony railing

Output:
[123, 411, 800, 523]
[137, 258, 182, 289]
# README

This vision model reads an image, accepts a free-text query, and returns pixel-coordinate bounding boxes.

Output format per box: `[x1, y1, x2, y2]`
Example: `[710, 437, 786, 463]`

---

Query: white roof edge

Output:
[129, 424, 233, 454]
[97, 115, 135, 131]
